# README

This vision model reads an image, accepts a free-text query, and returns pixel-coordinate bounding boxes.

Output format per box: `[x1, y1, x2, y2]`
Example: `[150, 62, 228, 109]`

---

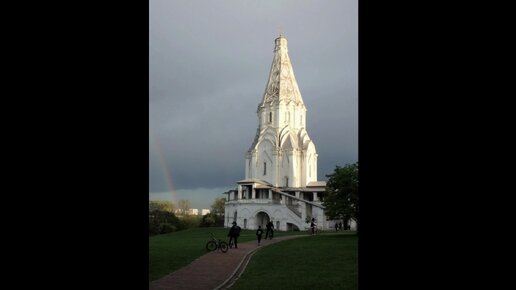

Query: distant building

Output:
[202, 209, 211, 215]
[188, 208, 199, 215]
[224, 35, 357, 231]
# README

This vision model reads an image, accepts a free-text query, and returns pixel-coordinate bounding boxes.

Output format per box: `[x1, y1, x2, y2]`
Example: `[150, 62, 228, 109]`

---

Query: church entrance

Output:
[255, 211, 270, 229]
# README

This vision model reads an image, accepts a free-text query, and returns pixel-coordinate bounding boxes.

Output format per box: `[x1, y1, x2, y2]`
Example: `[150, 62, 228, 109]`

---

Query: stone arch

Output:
[286, 222, 300, 231]
[255, 211, 271, 229]
[240, 208, 251, 219]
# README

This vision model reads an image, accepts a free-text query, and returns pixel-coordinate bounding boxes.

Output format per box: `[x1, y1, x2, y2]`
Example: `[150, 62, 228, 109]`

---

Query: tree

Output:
[149, 200, 176, 213]
[210, 197, 226, 226]
[200, 213, 216, 227]
[177, 199, 190, 216]
[323, 162, 359, 224]
[211, 197, 226, 217]
[149, 209, 184, 235]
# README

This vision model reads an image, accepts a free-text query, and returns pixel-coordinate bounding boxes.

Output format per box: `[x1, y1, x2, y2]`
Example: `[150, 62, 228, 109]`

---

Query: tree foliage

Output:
[149, 200, 176, 213]
[149, 209, 185, 235]
[210, 197, 226, 217]
[199, 213, 217, 227]
[323, 162, 359, 223]
[200, 197, 226, 227]
[177, 199, 190, 216]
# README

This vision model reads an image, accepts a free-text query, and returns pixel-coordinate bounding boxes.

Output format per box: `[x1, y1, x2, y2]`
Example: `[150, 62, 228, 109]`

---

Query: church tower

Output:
[224, 35, 330, 232]
[245, 35, 318, 188]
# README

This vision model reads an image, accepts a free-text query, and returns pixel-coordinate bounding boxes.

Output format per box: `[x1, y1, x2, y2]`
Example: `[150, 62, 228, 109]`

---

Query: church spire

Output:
[260, 35, 305, 107]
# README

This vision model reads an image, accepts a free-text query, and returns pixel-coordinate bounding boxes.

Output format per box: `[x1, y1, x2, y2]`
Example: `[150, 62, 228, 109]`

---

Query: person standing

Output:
[265, 220, 274, 240]
[256, 225, 264, 246]
[310, 218, 316, 235]
[227, 221, 241, 249]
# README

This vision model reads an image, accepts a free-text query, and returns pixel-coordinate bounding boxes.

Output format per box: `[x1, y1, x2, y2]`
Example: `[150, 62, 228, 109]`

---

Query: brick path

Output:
[149, 235, 304, 290]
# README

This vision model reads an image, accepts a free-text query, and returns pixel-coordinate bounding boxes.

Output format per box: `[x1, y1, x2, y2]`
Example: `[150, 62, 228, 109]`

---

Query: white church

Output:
[224, 35, 356, 232]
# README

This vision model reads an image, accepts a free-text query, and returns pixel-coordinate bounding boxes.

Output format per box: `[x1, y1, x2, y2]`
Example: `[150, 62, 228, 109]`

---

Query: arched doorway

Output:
[255, 211, 270, 229]
[286, 223, 300, 231]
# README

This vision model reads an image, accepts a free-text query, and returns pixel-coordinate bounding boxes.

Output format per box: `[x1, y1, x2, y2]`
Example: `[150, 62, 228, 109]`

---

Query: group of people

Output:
[227, 220, 275, 248]
[228, 219, 352, 246]
[334, 221, 350, 231]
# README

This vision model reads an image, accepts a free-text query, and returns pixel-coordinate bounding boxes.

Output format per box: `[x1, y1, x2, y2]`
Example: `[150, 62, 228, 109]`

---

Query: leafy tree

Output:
[201, 197, 225, 227]
[323, 162, 359, 224]
[211, 197, 226, 217]
[200, 213, 216, 227]
[177, 199, 190, 216]
[149, 200, 176, 213]
[183, 214, 202, 228]
[149, 209, 185, 235]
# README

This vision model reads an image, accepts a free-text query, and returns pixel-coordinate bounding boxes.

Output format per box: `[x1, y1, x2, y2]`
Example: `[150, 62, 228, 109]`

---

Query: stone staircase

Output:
[286, 203, 302, 218]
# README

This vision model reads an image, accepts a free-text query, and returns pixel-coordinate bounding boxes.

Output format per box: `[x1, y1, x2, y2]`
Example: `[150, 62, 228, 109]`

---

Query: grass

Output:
[149, 227, 303, 281]
[229, 233, 358, 290]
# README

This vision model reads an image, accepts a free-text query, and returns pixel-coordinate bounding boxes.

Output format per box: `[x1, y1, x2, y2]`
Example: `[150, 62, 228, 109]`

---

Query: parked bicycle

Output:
[206, 232, 229, 253]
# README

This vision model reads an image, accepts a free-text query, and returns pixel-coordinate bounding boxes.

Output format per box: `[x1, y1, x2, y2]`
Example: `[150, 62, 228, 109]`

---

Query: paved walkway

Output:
[149, 235, 304, 290]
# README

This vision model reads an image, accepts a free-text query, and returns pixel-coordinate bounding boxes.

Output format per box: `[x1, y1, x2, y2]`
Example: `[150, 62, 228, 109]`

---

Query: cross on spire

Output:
[277, 24, 284, 37]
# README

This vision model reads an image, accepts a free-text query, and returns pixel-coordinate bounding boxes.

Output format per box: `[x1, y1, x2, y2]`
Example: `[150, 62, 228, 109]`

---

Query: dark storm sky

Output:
[149, 0, 357, 209]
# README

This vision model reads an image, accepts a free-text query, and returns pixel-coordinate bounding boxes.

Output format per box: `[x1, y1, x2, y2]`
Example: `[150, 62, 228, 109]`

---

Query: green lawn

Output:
[149, 227, 303, 281]
[229, 233, 358, 290]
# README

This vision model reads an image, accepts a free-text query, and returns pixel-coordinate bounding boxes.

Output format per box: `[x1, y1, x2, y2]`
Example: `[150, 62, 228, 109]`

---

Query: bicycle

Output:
[206, 232, 229, 253]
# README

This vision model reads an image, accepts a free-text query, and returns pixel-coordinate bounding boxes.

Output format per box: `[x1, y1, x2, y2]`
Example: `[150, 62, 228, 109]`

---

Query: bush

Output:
[149, 223, 160, 236]
[200, 214, 216, 227]
[181, 215, 201, 228]
[149, 209, 185, 235]
[159, 223, 176, 234]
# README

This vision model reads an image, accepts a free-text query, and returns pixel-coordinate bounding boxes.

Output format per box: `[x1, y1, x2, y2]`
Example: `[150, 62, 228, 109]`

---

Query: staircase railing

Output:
[286, 203, 302, 218]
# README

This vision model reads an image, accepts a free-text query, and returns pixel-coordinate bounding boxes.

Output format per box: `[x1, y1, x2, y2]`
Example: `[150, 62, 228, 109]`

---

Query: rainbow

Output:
[149, 127, 176, 203]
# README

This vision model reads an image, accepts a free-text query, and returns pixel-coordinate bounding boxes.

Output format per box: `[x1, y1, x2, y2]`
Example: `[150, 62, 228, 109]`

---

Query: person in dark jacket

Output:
[227, 221, 241, 249]
[265, 220, 274, 240]
[256, 226, 264, 246]
[310, 218, 316, 235]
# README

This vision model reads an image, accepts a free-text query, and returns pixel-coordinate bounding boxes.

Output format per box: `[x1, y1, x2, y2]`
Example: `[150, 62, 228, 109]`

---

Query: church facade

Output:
[224, 35, 350, 231]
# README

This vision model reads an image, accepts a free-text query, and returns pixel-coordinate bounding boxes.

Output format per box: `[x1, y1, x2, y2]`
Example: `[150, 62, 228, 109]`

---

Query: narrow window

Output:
[285, 176, 289, 187]
[263, 162, 267, 175]
[269, 112, 272, 123]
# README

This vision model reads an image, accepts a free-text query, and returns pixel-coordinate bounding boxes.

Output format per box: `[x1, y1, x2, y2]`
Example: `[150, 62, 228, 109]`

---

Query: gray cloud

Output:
[150, 0, 358, 207]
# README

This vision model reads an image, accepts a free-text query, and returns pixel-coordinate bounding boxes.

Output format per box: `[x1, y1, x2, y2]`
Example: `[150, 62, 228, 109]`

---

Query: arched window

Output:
[263, 162, 267, 175]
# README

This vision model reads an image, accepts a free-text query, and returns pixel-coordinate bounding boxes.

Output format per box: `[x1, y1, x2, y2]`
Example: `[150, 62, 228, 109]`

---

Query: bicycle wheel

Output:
[206, 241, 217, 252]
[219, 241, 229, 253]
